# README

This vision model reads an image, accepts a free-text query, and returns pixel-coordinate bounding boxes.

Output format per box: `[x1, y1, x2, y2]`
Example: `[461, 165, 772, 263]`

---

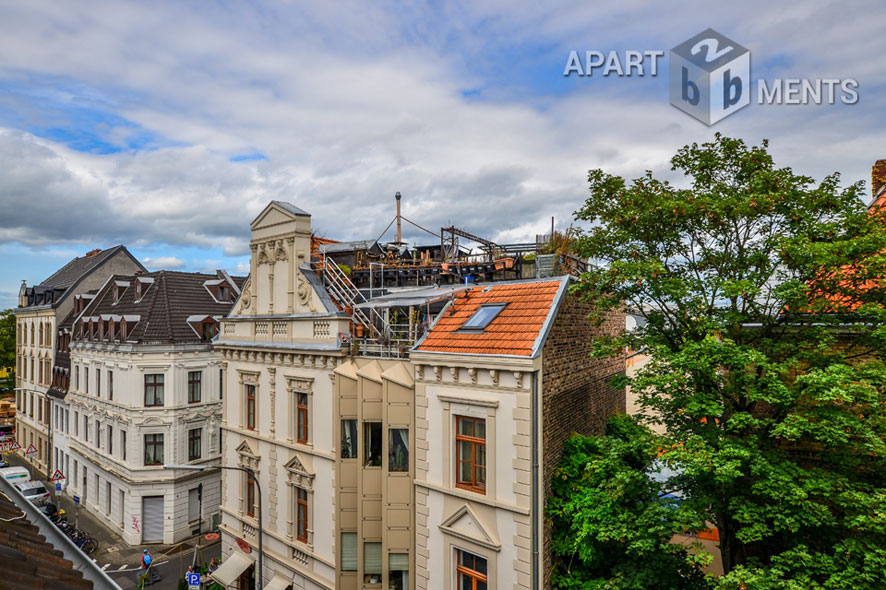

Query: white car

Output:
[14, 480, 50, 506]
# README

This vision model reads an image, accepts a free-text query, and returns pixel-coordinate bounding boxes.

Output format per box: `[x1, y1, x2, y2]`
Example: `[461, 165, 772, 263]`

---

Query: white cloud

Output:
[142, 256, 186, 270]
[0, 0, 883, 263]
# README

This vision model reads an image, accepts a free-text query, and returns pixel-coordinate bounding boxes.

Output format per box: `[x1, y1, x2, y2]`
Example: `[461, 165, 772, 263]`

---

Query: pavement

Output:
[5, 452, 220, 589]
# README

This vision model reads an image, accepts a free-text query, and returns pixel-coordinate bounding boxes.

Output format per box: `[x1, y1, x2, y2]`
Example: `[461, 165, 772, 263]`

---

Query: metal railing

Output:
[319, 258, 390, 339]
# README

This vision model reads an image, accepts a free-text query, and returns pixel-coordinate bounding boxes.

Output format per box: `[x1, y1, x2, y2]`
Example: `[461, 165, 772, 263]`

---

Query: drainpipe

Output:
[531, 370, 539, 590]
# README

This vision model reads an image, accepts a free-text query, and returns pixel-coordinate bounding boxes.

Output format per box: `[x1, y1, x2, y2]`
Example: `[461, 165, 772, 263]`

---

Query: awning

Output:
[263, 572, 294, 590]
[210, 550, 254, 587]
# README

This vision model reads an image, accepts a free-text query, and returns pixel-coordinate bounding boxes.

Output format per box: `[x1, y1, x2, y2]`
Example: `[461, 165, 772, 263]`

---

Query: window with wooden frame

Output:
[144, 374, 164, 406]
[188, 371, 202, 403]
[455, 416, 486, 494]
[144, 433, 164, 465]
[296, 392, 308, 444]
[296, 487, 308, 543]
[202, 321, 217, 341]
[245, 384, 256, 430]
[246, 474, 256, 517]
[456, 550, 488, 590]
[188, 428, 202, 461]
[218, 285, 230, 302]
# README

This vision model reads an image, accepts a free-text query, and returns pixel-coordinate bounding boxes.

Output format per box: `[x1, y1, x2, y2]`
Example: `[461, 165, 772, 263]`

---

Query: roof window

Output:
[461, 303, 507, 330]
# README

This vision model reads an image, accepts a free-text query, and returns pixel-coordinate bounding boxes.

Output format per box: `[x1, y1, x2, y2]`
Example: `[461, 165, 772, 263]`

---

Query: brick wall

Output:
[541, 293, 625, 588]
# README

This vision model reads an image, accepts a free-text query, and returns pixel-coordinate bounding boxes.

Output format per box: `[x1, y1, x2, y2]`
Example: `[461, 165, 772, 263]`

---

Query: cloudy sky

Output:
[1, 1, 883, 309]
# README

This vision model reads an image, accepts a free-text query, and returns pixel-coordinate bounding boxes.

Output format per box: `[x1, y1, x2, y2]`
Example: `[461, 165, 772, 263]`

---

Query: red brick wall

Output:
[541, 292, 625, 588]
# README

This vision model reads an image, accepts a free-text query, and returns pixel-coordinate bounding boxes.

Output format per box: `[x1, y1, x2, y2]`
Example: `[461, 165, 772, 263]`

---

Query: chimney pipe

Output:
[395, 192, 402, 243]
[872, 160, 886, 206]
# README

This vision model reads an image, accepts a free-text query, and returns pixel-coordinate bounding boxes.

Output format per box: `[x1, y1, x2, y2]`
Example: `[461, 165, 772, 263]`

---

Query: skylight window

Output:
[461, 304, 507, 330]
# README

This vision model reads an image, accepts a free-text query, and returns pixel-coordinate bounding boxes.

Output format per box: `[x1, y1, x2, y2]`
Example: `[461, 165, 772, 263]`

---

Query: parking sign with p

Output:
[670, 28, 750, 125]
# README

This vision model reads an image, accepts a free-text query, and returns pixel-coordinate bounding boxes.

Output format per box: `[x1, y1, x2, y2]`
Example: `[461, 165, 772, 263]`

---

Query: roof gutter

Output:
[0, 476, 121, 590]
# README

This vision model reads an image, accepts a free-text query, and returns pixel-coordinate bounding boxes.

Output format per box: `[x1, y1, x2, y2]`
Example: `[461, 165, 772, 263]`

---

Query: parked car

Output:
[0, 424, 14, 440]
[14, 481, 51, 506]
[0, 466, 30, 483]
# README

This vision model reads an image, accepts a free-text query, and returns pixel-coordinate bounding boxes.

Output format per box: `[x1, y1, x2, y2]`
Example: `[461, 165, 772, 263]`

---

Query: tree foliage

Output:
[0, 309, 15, 374]
[565, 134, 886, 589]
[548, 415, 712, 589]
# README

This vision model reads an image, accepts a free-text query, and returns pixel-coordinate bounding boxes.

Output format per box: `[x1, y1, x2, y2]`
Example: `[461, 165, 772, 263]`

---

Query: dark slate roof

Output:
[270, 200, 310, 217]
[75, 270, 243, 345]
[40, 245, 134, 289]
[0, 494, 93, 590]
[21, 245, 144, 308]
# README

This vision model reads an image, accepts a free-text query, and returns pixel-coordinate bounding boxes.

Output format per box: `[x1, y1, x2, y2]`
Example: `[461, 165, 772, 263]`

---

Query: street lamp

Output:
[164, 464, 263, 590]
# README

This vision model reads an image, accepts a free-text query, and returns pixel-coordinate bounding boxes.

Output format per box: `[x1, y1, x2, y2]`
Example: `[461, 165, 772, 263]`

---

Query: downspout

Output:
[531, 370, 539, 590]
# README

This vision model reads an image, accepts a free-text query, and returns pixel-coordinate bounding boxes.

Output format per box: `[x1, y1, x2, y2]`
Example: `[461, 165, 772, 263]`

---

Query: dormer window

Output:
[113, 285, 119, 303]
[202, 321, 218, 341]
[98, 320, 105, 340]
[218, 285, 230, 302]
[135, 282, 141, 298]
[120, 319, 127, 341]
[461, 304, 507, 331]
[108, 319, 115, 341]
[89, 321, 95, 340]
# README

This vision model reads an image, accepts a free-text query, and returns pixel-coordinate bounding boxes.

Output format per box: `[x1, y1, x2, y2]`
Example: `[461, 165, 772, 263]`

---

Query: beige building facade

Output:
[213, 201, 625, 590]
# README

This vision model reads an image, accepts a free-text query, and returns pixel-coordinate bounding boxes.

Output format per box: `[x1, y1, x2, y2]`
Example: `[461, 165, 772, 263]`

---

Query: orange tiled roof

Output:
[415, 278, 566, 356]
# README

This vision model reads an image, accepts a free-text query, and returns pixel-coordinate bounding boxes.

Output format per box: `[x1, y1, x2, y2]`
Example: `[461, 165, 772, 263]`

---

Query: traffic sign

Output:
[7, 440, 20, 451]
[50, 469, 65, 482]
[25, 443, 37, 456]
[73, 495, 80, 504]
[187, 572, 201, 589]
[56, 483, 61, 491]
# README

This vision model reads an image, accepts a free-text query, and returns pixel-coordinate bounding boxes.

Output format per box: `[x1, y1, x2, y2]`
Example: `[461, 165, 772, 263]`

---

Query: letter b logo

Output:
[670, 28, 750, 125]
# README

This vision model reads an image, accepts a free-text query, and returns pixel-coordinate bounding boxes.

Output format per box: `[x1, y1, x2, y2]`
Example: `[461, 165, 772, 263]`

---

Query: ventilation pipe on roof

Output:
[395, 192, 403, 243]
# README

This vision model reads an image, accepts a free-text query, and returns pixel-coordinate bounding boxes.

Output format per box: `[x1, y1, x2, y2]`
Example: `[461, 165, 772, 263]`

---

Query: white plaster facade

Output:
[67, 343, 224, 544]
[215, 202, 351, 590]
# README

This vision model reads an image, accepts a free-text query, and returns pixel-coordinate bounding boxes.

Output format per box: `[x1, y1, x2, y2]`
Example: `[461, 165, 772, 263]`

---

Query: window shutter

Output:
[364, 542, 382, 574]
[341, 533, 358, 571]
[389, 553, 409, 570]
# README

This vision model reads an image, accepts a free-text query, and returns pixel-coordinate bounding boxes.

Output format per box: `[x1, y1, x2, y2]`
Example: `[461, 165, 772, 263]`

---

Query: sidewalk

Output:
[6, 452, 220, 588]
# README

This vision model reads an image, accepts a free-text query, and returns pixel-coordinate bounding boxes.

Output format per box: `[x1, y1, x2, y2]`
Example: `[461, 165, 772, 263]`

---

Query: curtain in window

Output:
[341, 420, 357, 459]
[389, 428, 409, 472]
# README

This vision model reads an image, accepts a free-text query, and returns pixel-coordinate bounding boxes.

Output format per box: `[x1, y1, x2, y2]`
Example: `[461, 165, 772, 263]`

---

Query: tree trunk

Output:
[717, 512, 745, 574]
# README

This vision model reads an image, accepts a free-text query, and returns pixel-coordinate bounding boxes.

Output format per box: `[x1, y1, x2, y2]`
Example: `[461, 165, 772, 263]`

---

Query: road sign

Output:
[50, 469, 65, 482]
[187, 572, 201, 589]
[24, 443, 37, 456]
[73, 495, 80, 504]
[56, 483, 61, 491]
[7, 440, 20, 451]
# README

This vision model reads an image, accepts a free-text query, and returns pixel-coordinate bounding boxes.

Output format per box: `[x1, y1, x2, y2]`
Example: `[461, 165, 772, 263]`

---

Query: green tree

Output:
[548, 415, 712, 589]
[0, 309, 15, 376]
[571, 134, 886, 589]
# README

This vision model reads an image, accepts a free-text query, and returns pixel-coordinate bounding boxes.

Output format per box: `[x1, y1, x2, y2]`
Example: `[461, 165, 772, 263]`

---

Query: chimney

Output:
[395, 192, 402, 243]
[873, 160, 886, 203]
[85, 248, 102, 258]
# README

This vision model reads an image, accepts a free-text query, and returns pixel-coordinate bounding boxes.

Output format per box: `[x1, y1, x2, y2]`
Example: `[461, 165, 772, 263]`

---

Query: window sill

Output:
[456, 483, 487, 496]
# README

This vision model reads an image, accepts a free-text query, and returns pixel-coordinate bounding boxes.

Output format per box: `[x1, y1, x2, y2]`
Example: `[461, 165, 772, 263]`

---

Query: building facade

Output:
[213, 202, 352, 590]
[212, 201, 625, 590]
[66, 269, 241, 544]
[14, 246, 145, 480]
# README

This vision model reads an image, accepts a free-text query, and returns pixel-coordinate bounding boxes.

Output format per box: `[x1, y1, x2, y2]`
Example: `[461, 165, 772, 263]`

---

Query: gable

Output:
[439, 504, 501, 551]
